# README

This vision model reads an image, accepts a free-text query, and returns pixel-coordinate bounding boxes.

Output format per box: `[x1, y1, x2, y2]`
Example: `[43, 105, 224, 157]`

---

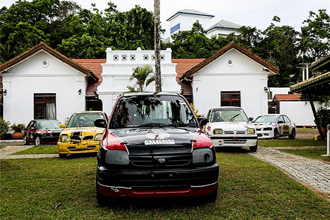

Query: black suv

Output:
[94, 93, 219, 205]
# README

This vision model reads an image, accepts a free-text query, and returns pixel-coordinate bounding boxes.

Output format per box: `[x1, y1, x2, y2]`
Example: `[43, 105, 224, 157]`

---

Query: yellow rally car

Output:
[57, 111, 108, 158]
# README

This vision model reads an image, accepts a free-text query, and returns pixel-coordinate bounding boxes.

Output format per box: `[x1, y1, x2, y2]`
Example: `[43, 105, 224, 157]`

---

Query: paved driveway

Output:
[249, 146, 330, 200]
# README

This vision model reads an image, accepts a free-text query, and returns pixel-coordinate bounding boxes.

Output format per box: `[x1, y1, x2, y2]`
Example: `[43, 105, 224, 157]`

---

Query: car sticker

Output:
[146, 132, 170, 140]
[145, 139, 175, 145]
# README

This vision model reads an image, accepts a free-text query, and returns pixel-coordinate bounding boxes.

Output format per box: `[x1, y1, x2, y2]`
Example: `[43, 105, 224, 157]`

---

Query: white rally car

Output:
[253, 114, 296, 139]
[203, 107, 258, 152]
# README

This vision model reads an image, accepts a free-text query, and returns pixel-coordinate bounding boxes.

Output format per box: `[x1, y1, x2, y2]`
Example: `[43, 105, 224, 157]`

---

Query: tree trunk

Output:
[154, 0, 162, 92]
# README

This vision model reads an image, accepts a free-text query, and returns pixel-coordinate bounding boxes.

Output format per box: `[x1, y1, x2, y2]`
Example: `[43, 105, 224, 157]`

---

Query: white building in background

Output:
[97, 47, 181, 116]
[167, 9, 241, 41]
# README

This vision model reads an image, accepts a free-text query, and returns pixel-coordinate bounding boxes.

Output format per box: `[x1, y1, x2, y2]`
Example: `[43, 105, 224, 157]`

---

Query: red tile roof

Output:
[181, 41, 279, 79]
[72, 59, 106, 97]
[274, 94, 301, 101]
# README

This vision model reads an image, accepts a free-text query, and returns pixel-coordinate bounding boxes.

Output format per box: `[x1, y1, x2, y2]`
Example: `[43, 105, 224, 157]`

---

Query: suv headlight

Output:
[213, 129, 223, 135]
[105, 150, 129, 165]
[193, 148, 214, 165]
[94, 133, 103, 141]
[247, 128, 255, 134]
[60, 134, 69, 142]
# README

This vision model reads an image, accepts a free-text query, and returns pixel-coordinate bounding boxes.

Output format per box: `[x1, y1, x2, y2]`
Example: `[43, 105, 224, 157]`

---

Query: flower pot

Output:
[12, 132, 23, 139]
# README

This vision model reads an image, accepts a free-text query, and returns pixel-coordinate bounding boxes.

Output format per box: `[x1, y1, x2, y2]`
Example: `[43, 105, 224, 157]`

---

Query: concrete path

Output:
[249, 146, 330, 200]
[0, 145, 58, 159]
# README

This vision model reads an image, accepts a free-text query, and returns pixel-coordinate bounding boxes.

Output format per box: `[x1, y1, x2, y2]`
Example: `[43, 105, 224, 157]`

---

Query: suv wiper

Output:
[229, 114, 240, 121]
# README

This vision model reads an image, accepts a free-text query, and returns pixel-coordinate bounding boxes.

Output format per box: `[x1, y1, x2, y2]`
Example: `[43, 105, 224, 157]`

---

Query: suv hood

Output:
[105, 127, 211, 150]
[208, 121, 254, 130]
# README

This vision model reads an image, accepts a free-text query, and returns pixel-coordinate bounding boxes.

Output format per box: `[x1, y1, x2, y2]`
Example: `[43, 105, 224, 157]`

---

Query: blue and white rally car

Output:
[203, 107, 258, 152]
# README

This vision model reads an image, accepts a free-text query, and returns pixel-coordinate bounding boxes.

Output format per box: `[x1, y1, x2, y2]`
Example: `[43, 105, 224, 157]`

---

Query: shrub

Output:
[10, 123, 26, 132]
[0, 119, 10, 136]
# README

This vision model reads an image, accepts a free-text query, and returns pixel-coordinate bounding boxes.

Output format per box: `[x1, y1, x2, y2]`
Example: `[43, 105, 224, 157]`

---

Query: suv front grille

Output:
[130, 154, 191, 168]
[127, 145, 192, 168]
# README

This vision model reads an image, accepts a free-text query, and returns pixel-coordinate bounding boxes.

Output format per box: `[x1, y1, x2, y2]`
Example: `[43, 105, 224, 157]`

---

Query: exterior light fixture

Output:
[3, 89, 7, 96]
[78, 89, 82, 95]
[264, 87, 268, 92]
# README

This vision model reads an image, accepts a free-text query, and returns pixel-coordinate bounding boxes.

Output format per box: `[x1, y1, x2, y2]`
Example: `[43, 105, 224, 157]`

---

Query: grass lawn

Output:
[258, 139, 326, 147]
[1, 152, 330, 219]
[13, 145, 58, 155]
[279, 148, 330, 162]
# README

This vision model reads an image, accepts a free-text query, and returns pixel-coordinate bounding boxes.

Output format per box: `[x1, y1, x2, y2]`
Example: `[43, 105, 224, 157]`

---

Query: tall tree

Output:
[301, 9, 330, 59]
[154, 0, 161, 92]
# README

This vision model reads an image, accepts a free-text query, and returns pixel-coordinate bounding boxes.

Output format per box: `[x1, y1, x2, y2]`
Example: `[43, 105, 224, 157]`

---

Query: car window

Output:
[254, 115, 277, 123]
[67, 113, 105, 128]
[278, 115, 285, 123]
[110, 95, 197, 128]
[284, 116, 291, 123]
[27, 121, 34, 129]
[37, 120, 61, 129]
[210, 109, 248, 122]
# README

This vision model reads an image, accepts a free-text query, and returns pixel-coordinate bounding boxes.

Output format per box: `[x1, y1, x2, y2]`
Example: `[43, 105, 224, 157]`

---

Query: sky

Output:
[2, 0, 330, 39]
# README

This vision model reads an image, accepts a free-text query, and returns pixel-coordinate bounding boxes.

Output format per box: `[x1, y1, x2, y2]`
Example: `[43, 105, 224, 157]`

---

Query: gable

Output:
[193, 48, 269, 76]
[0, 42, 98, 81]
[6, 51, 86, 78]
[181, 41, 279, 79]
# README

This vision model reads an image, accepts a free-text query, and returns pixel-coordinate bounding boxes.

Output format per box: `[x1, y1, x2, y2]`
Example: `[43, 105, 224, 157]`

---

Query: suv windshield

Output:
[209, 108, 248, 122]
[110, 95, 197, 128]
[254, 115, 278, 123]
[67, 113, 105, 128]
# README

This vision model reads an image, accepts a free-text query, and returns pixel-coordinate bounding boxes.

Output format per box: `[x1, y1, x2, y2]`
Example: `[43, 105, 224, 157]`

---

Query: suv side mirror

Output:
[198, 117, 208, 127]
[249, 117, 254, 122]
[278, 121, 284, 124]
[94, 119, 106, 128]
[60, 124, 66, 128]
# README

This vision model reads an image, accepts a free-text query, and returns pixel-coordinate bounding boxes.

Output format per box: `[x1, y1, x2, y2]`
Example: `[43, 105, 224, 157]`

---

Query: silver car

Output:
[253, 114, 296, 139]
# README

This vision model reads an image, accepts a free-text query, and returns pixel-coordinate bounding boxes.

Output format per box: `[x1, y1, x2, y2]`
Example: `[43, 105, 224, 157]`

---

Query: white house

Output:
[0, 42, 99, 125]
[178, 41, 279, 119]
[167, 9, 241, 41]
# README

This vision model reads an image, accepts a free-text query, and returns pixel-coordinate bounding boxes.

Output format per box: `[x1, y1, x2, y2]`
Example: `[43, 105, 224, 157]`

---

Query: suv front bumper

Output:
[97, 163, 219, 198]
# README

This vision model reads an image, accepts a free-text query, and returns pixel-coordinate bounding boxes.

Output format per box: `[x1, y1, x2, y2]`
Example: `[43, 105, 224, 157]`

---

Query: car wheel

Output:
[289, 129, 296, 139]
[35, 136, 41, 145]
[96, 182, 109, 206]
[58, 154, 66, 159]
[23, 136, 29, 145]
[200, 185, 218, 203]
[249, 145, 258, 152]
[274, 129, 279, 139]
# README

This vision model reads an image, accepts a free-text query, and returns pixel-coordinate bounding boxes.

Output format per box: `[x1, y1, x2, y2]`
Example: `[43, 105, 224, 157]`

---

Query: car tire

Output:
[289, 129, 296, 139]
[58, 154, 66, 159]
[274, 129, 279, 139]
[249, 145, 258, 152]
[200, 185, 218, 203]
[35, 136, 41, 145]
[96, 182, 109, 206]
[23, 136, 29, 145]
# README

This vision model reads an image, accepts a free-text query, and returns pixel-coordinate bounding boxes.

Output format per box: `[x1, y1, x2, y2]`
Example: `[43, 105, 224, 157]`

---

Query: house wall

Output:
[206, 28, 238, 38]
[169, 13, 212, 41]
[279, 101, 321, 126]
[2, 51, 86, 125]
[192, 49, 269, 119]
[98, 47, 181, 116]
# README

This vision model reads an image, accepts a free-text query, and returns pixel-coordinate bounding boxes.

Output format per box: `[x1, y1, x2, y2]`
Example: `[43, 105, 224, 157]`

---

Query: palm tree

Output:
[127, 65, 155, 92]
